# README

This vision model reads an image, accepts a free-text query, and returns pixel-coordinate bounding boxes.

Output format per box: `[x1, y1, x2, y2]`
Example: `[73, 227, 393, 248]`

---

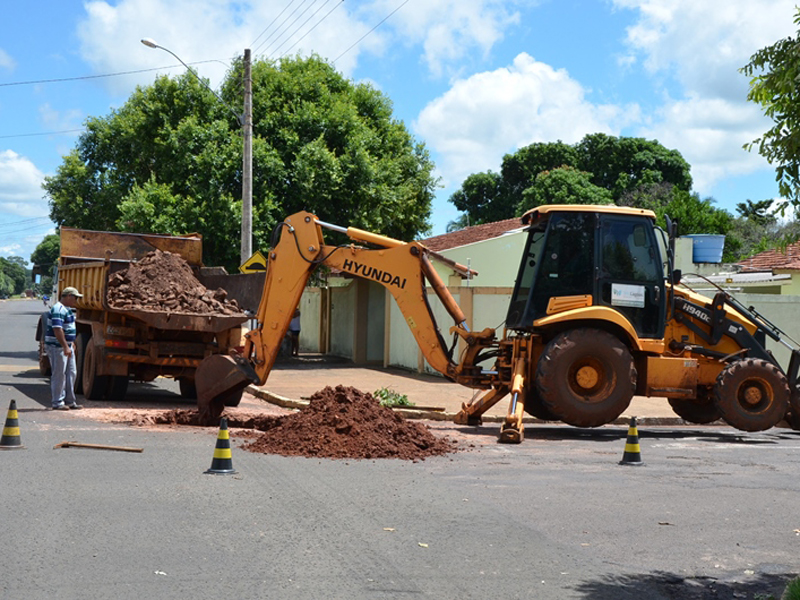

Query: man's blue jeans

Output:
[46, 345, 77, 408]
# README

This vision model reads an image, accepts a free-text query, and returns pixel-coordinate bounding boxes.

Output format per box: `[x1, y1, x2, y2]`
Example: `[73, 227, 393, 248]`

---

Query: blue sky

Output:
[0, 0, 797, 267]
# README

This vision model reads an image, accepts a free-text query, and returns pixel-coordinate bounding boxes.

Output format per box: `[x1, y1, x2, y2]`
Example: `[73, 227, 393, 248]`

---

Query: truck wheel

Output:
[524, 387, 559, 421]
[668, 389, 721, 424]
[714, 359, 789, 432]
[536, 329, 636, 428]
[74, 332, 88, 395]
[106, 375, 129, 400]
[179, 378, 197, 399]
[37, 316, 51, 376]
[81, 339, 110, 400]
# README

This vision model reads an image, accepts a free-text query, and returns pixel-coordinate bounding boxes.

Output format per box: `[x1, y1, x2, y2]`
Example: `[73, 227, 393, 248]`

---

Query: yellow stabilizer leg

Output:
[454, 386, 508, 426]
[499, 357, 527, 444]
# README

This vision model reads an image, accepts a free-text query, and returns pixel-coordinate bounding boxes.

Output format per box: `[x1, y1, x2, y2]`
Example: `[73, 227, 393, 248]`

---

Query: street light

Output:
[141, 38, 253, 265]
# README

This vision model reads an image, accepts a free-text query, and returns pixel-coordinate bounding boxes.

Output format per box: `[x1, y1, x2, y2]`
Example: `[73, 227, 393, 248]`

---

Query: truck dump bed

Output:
[58, 227, 250, 332]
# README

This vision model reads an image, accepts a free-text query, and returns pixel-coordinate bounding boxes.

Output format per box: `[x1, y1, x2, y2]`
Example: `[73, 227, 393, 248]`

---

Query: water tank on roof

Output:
[685, 234, 725, 263]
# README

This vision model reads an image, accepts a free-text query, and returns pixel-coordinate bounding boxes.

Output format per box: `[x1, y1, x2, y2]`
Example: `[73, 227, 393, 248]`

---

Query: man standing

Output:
[45, 287, 84, 411]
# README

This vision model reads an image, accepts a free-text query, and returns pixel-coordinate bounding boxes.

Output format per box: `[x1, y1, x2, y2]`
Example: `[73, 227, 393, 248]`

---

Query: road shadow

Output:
[448, 423, 800, 445]
[574, 569, 796, 600]
[0, 349, 39, 361]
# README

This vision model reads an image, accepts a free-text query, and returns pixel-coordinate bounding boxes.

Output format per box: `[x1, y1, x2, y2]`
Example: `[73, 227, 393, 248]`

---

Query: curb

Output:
[246, 385, 693, 427]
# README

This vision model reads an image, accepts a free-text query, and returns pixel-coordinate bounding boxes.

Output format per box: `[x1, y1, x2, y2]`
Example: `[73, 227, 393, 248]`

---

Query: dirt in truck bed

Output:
[107, 249, 244, 315]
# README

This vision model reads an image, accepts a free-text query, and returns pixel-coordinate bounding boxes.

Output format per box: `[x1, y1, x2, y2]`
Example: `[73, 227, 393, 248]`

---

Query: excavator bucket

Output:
[195, 354, 259, 425]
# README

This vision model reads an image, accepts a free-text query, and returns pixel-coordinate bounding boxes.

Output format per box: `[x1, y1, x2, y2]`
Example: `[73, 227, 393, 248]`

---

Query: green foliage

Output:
[449, 134, 692, 225]
[519, 166, 613, 213]
[373, 387, 414, 407]
[781, 576, 800, 600]
[43, 55, 436, 271]
[30, 234, 60, 277]
[0, 256, 28, 295]
[742, 9, 800, 204]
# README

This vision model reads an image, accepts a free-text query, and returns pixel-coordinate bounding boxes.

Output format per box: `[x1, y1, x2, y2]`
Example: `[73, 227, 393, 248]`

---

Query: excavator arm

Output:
[195, 211, 496, 423]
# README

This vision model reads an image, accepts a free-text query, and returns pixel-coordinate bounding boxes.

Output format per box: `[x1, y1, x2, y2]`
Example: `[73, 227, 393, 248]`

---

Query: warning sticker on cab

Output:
[611, 283, 645, 308]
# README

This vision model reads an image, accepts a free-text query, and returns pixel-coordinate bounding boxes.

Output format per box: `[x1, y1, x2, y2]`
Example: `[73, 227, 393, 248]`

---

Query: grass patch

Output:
[373, 387, 414, 408]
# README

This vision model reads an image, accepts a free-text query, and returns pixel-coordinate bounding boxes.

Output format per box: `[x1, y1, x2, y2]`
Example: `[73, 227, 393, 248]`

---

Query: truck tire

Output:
[536, 329, 636, 428]
[106, 375, 129, 400]
[37, 315, 51, 376]
[179, 378, 197, 399]
[668, 389, 721, 424]
[714, 359, 789, 432]
[81, 337, 109, 400]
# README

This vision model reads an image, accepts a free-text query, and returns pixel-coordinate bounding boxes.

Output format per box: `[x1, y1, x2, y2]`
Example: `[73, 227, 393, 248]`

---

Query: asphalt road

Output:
[1, 299, 799, 600]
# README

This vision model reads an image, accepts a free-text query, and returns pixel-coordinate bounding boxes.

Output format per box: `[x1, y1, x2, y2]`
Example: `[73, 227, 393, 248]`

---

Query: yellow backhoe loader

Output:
[195, 205, 800, 442]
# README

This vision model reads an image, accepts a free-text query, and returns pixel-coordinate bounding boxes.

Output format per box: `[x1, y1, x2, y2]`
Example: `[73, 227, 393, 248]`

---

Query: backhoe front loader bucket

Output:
[195, 354, 259, 425]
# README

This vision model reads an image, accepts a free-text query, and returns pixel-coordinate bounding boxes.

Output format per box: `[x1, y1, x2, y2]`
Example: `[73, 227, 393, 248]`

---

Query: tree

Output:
[448, 134, 693, 225]
[741, 9, 800, 204]
[0, 257, 27, 295]
[43, 55, 437, 271]
[448, 171, 504, 226]
[518, 166, 613, 213]
[30, 234, 60, 277]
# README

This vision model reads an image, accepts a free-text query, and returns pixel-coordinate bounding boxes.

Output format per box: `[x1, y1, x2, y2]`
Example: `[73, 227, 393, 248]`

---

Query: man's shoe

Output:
[66, 404, 83, 410]
[53, 404, 70, 411]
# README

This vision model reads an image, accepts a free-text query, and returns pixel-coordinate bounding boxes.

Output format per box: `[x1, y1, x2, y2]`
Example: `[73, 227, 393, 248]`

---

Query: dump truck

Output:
[192, 206, 800, 442]
[38, 227, 257, 404]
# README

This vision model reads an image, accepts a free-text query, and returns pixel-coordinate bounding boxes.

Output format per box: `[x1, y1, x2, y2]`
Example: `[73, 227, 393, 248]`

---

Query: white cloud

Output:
[615, 0, 797, 99]
[76, 0, 524, 96]
[415, 53, 638, 187]
[39, 103, 84, 131]
[611, 0, 798, 194]
[0, 150, 48, 216]
[0, 48, 15, 71]
[637, 95, 773, 193]
[368, 0, 524, 78]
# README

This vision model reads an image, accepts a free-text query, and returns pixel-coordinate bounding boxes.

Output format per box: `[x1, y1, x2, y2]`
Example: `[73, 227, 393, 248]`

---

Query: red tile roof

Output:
[421, 217, 523, 252]
[737, 242, 800, 271]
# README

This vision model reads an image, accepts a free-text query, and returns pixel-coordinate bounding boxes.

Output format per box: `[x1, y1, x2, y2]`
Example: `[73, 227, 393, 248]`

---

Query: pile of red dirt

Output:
[243, 385, 457, 460]
[107, 249, 243, 315]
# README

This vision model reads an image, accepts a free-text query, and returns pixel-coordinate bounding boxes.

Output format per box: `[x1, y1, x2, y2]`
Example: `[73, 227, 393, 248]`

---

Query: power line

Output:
[333, 0, 410, 64]
[0, 217, 52, 229]
[251, 0, 297, 47]
[262, 0, 321, 58]
[0, 60, 226, 88]
[275, 0, 341, 59]
[0, 129, 84, 140]
[253, 0, 314, 56]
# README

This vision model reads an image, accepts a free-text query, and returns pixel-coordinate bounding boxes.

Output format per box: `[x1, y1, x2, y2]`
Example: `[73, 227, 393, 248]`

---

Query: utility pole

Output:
[241, 48, 253, 264]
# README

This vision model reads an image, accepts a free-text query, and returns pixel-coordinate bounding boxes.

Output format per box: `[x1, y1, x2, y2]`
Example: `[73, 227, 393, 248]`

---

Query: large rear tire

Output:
[179, 378, 197, 399]
[714, 359, 789, 432]
[524, 387, 559, 421]
[81, 339, 109, 400]
[537, 329, 636, 428]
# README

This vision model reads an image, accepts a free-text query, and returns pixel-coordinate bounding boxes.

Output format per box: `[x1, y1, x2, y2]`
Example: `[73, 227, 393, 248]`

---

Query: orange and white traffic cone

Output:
[0, 399, 25, 450]
[204, 417, 236, 475]
[619, 416, 643, 466]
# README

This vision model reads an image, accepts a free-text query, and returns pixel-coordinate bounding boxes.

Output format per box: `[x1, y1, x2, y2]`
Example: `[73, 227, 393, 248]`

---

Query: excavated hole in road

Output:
[133, 385, 458, 461]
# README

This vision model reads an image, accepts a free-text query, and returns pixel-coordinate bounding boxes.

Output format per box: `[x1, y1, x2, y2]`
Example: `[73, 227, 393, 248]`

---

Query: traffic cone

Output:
[0, 400, 25, 450]
[204, 417, 237, 475]
[619, 416, 643, 466]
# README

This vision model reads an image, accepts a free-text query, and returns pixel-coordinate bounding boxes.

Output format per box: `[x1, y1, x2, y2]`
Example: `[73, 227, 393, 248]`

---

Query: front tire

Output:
[714, 359, 789, 432]
[536, 329, 636, 428]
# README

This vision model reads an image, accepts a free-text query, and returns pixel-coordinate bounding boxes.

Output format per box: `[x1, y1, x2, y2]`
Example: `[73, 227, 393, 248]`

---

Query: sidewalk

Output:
[248, 354, 685, 426]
